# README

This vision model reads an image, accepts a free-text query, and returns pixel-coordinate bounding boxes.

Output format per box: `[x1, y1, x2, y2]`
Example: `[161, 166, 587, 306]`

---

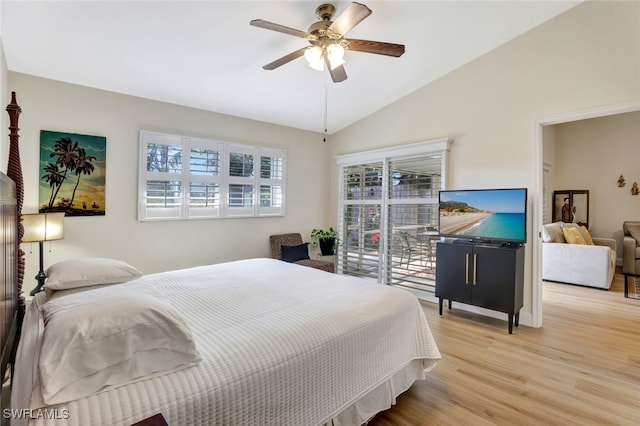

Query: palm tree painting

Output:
[39, 130, 106, 216]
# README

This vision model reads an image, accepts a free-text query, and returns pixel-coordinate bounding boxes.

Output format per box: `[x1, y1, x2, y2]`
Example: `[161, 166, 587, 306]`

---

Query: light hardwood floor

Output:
[369, 272, 640, 426]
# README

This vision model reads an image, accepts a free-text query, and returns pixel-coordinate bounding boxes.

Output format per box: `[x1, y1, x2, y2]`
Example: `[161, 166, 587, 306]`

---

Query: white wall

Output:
[542, 125, 557, 225]
[9, 73, 331, 284]
[328, 1, 640, 324]
[553, 111, 640, 256]
[0, 42, 7, 173]
[0, 0, 8, 172]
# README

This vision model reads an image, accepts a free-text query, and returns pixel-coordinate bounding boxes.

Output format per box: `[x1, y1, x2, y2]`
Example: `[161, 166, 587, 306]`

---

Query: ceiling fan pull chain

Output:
[323, 81, 328, 142]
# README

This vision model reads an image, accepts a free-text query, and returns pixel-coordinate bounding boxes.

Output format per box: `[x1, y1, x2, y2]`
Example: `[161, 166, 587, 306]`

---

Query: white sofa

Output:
[541, 222, 616, 289]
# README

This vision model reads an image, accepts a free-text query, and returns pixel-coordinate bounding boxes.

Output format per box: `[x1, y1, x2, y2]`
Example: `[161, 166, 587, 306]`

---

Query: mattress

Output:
[12, 258, 440, 425]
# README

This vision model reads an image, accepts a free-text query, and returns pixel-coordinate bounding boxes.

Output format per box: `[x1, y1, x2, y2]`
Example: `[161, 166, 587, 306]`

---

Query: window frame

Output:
[138, 130, 286, 221]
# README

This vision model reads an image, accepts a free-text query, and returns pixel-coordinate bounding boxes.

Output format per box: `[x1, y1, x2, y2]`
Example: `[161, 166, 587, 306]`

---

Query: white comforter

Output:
[12, 258, 440, 426]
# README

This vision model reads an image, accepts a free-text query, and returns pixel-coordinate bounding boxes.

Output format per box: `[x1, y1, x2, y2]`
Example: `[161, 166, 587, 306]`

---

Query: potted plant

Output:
[311, 227, 339, 256]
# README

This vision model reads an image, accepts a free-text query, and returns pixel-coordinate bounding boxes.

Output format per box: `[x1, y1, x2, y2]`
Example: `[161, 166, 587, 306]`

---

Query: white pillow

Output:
[542, 222, 565, 243]
[45, 282, 122, 302]
[39, 282, 200, 405]
[45, 258, 143, 290]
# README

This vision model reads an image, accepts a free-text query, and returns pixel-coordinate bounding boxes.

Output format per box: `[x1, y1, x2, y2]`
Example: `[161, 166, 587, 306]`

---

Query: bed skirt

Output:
[324, 358, 428, 425]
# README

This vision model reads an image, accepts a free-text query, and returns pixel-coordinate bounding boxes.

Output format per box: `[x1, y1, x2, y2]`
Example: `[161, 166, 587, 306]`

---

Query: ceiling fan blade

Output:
[262, 47, 307, 70]
[250, 19, 309, 38]
[328, 2, 372, 36]
[328, 63, 348, 83]
[346, 39, 405, 57]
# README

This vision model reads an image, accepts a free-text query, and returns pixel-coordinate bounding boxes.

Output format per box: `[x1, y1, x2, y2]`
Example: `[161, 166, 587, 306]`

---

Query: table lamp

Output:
[22, 212, 65, 295]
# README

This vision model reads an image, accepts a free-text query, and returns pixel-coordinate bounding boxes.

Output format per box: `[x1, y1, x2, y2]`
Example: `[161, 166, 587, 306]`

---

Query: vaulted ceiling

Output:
[1, 1, 581, 133]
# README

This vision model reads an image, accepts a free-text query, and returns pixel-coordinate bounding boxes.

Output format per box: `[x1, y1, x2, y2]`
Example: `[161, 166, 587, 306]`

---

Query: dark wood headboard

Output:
[1, 92, 24, 401]
[0, 173, 18, 385]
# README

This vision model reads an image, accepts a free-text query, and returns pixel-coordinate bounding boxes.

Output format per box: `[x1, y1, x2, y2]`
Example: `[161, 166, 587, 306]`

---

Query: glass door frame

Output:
[336, 138, 452, 293]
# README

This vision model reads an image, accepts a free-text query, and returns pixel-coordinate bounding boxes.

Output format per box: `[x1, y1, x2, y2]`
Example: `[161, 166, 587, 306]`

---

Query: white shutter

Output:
[188, 137, 223, 218]
[139, 131, 184, 220]
[257, 149, 286, 216]
[338, 162, 385, 279]
[139, 131, 285, 221]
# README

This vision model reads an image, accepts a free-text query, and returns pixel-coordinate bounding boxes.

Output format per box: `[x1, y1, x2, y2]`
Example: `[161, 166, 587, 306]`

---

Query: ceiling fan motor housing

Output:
[308, 20, 332, 37]
[308, 20, 342, 46]
[308, 3, 344, 46]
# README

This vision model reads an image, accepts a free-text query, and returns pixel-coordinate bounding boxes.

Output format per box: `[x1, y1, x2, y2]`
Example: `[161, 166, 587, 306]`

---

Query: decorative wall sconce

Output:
[618, 175, 626, 187]
[632, 182, 639, 196]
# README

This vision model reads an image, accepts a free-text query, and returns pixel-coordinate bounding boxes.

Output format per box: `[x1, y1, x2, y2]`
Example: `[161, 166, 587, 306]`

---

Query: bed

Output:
[1, 93, 440, 426]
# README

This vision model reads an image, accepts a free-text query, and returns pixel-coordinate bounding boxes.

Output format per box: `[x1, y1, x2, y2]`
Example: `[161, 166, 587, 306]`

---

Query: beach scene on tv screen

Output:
[439, 189, 526, 241]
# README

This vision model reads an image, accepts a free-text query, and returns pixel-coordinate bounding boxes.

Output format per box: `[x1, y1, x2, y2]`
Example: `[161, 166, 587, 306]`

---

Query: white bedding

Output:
[12, 258, 440, 426]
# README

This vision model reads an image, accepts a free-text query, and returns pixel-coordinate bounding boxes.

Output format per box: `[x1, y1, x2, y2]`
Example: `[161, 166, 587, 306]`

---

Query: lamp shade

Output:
[326, 43, 345, 70]
[22, 212, 65, 242]
[304, 46, 325, 71]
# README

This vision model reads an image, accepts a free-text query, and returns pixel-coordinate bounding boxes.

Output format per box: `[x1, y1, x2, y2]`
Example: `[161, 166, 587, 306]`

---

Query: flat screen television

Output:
[438, 188, 527, 245]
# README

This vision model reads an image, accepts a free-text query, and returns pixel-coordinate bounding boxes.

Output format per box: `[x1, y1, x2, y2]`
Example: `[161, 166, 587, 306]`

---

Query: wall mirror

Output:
[552, 190, 589, 228]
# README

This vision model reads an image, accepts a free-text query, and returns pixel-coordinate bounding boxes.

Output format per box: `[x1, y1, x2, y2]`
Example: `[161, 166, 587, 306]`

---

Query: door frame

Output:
[532, 101, 640, 328]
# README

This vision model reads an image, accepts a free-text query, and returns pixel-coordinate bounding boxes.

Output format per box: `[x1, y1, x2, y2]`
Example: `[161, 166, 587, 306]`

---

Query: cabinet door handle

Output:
[465, 253, 469, 284]
[473, 254, 477, 285]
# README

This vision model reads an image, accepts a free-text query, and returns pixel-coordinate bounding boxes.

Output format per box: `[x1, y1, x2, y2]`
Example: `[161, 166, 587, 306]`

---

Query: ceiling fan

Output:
[250, 2, 405, 83]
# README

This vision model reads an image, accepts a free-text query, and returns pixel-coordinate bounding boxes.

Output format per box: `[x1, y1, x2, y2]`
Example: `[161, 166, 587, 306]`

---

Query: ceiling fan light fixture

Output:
[304, 45, 325, 71]
[327, 43, 345, 70]
[308, 60, 325, 71]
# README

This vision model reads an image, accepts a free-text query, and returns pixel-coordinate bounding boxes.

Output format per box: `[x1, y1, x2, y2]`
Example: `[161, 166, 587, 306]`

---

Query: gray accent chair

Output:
[622, 221, 640, 274]
[269, 233, 335, 273]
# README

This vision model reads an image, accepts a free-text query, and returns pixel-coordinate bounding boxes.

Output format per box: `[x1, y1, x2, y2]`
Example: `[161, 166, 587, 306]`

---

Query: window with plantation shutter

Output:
[259, 154, 284, 215]
[339, 162, 385, 280]
[336, 138, 452, 297]
[139, 131, 285, 221]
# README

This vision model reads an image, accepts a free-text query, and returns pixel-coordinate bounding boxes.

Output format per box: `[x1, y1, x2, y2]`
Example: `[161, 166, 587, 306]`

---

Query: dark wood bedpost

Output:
[6, 91, 25, 313]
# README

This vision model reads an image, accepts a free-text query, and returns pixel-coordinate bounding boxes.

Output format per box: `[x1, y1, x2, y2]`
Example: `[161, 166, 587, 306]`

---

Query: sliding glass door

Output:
[386, 156, 441, 293]
[336, 139, 451, 295]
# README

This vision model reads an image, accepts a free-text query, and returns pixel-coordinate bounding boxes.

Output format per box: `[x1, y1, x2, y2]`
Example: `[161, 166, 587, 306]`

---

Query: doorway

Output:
[534, 102, 640, 327]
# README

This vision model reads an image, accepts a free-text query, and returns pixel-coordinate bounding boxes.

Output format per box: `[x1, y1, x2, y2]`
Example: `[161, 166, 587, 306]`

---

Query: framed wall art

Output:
[38, 130, 106, 216]
[552, 189, 589, 228]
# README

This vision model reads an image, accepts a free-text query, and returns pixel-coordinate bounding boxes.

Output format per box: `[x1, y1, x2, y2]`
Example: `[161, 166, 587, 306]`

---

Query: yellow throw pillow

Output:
[562, 227, 586, 244]
[579, 225, 594, 245]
